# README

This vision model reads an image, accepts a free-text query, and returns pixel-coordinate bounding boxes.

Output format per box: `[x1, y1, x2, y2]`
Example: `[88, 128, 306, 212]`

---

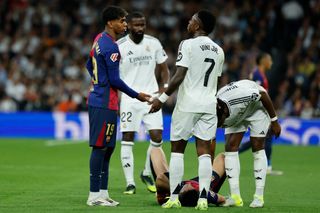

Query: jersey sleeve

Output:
[175, 40, 190, 68]
[217, 48, 225, 77]
[103, 44, 139, 98]
[155, 40, 168, 64]
[247, 81, 263, 102]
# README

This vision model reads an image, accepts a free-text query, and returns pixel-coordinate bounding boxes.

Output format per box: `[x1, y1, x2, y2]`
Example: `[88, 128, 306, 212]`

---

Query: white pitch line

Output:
[45, 139, 87, 146]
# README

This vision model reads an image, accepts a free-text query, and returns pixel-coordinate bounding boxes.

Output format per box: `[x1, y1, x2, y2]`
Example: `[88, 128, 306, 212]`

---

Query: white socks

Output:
[121, 141, 135, 186]
[225, 150, 267, 198]
[225, 151, 241, 196]
[121, 140, 163, 185]
[198, 154, 212, 196]
[253, 150, 267, 197]
[99, 189, 109, 199]
[169, 152, 184, 200]
[88, 191, 100, 201]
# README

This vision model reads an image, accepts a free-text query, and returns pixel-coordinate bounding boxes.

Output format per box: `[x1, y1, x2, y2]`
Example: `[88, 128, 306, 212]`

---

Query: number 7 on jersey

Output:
[203, 58, 215, 87]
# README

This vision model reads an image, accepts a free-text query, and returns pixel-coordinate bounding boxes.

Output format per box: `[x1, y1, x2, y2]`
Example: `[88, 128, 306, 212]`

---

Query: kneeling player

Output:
[150, 146, 226, 207]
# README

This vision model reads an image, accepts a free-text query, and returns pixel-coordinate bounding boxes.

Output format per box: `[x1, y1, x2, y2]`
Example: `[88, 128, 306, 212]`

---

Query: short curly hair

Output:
[197, 10, 216, 34]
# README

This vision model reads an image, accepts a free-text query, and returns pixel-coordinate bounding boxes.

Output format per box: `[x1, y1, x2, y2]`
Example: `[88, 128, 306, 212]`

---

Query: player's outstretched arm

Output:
[107, 65, 151, 102]
[137, 92, 152, 102]
[149, 66, 187, 113]
[260, 91, 281, 138]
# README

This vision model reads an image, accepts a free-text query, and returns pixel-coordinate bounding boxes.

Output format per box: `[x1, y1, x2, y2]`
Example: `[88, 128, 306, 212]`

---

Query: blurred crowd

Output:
[0, 0, 319, 118]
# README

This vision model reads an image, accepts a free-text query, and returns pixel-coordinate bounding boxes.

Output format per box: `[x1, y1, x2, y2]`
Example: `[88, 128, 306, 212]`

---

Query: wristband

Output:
[163, 83, 169, 88]
[158, 93, 169, 103]
[270, 116, 278, 122]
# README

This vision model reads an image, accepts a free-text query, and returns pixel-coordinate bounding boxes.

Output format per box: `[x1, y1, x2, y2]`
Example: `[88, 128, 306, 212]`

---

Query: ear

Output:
[194, 22, 200, 31]
[107, 20, 114, 29]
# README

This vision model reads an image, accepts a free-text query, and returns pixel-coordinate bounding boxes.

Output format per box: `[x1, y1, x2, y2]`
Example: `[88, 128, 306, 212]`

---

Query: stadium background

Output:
[0, 0, 319, 144]
[0, 0, 320, 212]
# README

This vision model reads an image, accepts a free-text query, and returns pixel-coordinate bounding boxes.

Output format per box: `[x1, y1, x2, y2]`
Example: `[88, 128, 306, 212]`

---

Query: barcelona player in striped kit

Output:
[85, 6, 151, 207]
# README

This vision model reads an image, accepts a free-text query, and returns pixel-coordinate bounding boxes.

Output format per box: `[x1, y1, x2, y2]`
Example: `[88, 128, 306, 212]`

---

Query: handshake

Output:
[136, 92, 166, 113]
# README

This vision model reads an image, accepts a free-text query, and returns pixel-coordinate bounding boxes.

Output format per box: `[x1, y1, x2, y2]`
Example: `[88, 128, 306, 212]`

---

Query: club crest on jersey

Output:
[110, 53, 119, 62]
[145, 45, 150, 52]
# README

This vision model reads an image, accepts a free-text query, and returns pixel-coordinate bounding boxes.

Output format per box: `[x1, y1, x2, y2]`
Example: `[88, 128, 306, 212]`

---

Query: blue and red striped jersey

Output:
[251, 68, 269, 91]
[86, 32, 138, 110]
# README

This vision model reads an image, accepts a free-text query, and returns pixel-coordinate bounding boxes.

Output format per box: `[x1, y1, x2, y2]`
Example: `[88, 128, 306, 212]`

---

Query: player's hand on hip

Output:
[270, 121, 281, 138]
[137, 92, 152, 102]
[149, 98, 162, 113]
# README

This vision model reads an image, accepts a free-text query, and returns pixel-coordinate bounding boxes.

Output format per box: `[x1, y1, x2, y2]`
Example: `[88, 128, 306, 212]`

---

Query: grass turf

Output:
[0, 138, 319, 212]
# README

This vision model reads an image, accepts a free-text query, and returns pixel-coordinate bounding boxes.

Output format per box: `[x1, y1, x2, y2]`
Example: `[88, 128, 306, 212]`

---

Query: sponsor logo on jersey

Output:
[176, 52, 183, 62]
[129, 56, 152, 63]
[110, 53, 119, 62]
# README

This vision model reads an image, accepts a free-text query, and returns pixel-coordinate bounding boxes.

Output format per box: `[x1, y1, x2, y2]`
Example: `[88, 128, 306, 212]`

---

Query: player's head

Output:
[127, 12, 146, 44]
[216, 98, 229, 127]
[178, 183, 199, 207]
[188, 10, 216, 35]
[256, 52, 273, 70]
[102, 6, 128, 35]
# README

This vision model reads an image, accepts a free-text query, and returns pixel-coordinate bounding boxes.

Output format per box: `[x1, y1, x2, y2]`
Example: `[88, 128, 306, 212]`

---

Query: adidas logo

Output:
[227, 175, 233, 179]
[123, 163, 131, 168]
[127, 51, 133, 56]
[260, 131, 265, 135]
[255, 177, 262, 180]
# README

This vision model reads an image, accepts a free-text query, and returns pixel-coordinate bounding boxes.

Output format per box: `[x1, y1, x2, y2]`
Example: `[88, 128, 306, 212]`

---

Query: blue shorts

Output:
[88, 106, 117, 148]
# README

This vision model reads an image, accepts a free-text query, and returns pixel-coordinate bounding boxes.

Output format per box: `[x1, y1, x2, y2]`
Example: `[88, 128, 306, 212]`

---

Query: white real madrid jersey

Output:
[216, 80, 267, 127]
[175, 36, 224, 113]
[117, 34, 168, 103]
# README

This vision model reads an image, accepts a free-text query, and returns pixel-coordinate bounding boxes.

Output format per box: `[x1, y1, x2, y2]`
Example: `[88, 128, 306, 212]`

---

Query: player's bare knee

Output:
[251, 137, 265, 152]
[171, 140, 187, 153]
[225, 143, 239, 152]
[149, 130, 163, 142]
[122, 132, 135, 141]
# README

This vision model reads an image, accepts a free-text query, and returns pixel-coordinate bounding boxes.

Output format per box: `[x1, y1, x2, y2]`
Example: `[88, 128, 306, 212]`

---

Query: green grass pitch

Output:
[0, 138, 319, 212]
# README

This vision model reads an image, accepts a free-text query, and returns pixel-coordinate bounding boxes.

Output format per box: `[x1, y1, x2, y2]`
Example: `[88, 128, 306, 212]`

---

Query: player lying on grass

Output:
[216, 79, 281, 208]
[149, 146, 226, 207]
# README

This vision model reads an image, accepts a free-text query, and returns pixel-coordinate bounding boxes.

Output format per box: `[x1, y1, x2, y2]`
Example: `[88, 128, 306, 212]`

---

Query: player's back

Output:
[175, 36, 224, 114]
[217, 80, 265, 127]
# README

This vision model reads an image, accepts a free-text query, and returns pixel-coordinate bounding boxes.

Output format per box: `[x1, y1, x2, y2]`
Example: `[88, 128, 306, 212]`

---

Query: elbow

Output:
[109, 78, 119, 88]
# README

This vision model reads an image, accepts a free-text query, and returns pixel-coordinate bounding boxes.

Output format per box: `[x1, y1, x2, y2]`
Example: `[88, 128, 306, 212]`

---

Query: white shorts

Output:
[120, 101, 163, 132]
[225, 109, 270, 137]
[170, 108, 217, 141]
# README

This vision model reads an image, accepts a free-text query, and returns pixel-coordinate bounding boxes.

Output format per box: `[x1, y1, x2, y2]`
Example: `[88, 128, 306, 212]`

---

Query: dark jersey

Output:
[86, 32, 138, 110]
[251, 68, 269, 91]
